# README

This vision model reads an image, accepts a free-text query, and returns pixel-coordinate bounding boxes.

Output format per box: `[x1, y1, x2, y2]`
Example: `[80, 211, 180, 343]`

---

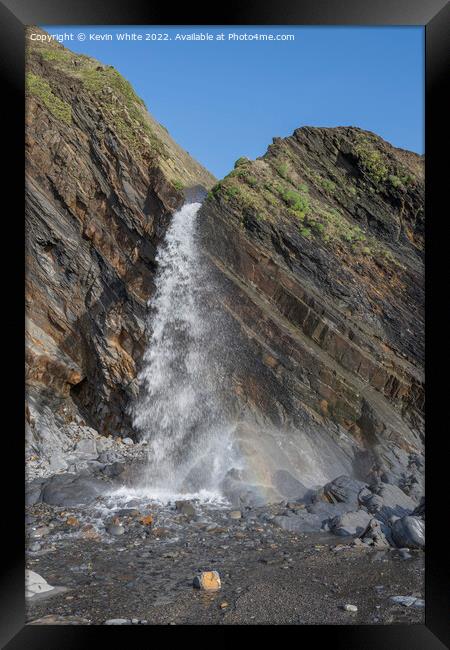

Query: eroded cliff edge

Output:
[25, 29, 215, 473]
[199, 127, 424, 493]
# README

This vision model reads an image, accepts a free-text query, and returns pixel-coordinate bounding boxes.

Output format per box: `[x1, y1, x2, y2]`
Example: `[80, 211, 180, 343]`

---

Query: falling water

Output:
[131, 202, 238, 499]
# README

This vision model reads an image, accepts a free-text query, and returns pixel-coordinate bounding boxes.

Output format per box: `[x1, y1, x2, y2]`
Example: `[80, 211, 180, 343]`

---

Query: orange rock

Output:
[139, 515, 153, 526]
[193, 571, 221, 592]
[81, 525, 100, 541]
[66, 516, 79, 526]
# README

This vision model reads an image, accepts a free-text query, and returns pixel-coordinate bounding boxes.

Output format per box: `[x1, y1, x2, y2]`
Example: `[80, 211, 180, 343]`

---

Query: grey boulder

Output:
[330, 509, 372, 536]
[375, 483, 417, 520]
[273, 512, 323, 533]
[391, 516, 425, 549]
[322, 476, 367, 506]
[73, 438, 98, 461]
[306, 500, 356, 523]
[358, 518, 391, 547]
[26, 478, 46, 505]
[41, 474, 106, 506]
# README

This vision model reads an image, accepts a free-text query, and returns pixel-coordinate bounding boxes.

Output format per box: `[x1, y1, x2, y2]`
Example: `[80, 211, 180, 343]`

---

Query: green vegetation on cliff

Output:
[25, 27, 216, 191]
[26, 72, 72, 124]
[205, 126, 423, 269]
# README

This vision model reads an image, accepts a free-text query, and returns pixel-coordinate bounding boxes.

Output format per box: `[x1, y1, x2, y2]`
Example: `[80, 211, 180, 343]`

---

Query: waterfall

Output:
[132, 202, 237, 499]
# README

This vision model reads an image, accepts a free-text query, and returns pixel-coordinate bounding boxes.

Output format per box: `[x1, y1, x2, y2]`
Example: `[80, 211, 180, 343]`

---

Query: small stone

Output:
[81, 525, 100, 541]
[107, 524, 125, 536]
[31, 526, 50, 539]
[152, 527, 171, 538]
[193, 571, 221, 591]
[229, 510, 242, 520]
[342, 604, 358, 612]
[25, 570, 54, 597]
[131, 618, 139, 624]
[412, 598, 425, 609]
[287, 502, 305, 510]
[104, 618, 130, 625]
[122, 437, 134, 446]
[66, 516, 80, 527]
[220, 601, 229, 609]
[30, 543, 41, 552]
[390, 595, 424, 608]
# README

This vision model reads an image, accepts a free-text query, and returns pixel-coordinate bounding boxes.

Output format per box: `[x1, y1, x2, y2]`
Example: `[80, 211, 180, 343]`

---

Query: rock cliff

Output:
[199, 126, 424, 494]
[25, 30, 424, 498]
[25, 29, 215, 473]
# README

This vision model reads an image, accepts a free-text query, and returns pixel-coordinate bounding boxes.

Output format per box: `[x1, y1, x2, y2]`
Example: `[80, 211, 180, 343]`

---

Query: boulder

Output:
[48, 452, 69, 473]
[375, 483, 417, 520]
[322, 476, 367, 506]
[41, 474, 106, 506]
[306, 501, 355, 523]
[391, 516, 425, 549]
[96, 437, 113, 455]
[25, 478, 45, 505]
[101, 461, 126, 478]
[273, 512, 323, 533]
[330, 509, 372, 536]
[358, 518, 391, 548]
[413, 497, 425, 518]
[73, 438, 98, 461]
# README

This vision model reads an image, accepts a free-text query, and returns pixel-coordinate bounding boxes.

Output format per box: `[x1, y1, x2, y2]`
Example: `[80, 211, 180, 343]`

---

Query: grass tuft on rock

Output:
[26, 72, 72, 125]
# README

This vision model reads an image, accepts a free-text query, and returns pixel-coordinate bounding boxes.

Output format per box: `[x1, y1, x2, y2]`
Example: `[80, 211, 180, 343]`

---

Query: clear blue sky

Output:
[42, 26, 424, 179]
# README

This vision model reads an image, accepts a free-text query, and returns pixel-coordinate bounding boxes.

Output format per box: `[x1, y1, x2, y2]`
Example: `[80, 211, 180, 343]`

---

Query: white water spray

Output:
[131, 202, 238, 499]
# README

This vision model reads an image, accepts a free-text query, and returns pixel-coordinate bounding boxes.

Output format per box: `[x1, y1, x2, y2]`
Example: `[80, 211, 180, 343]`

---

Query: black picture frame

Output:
[1, 0, 448, 646]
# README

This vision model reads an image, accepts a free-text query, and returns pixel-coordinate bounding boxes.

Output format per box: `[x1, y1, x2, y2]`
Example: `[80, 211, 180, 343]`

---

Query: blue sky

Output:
[42, 26, 424, 179]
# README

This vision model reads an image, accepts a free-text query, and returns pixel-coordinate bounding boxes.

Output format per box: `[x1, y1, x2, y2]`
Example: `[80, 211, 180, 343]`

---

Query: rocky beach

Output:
[26, 464, 424, 625]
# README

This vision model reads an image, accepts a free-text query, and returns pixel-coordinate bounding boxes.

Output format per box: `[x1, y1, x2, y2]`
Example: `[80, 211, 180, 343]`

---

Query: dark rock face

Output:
[199, 126, 424, 489]
[25, 29, 215, 465]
